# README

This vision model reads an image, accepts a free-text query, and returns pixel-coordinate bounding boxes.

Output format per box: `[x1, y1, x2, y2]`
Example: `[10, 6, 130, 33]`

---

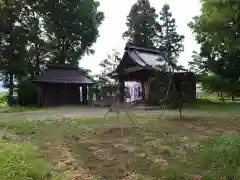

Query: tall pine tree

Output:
[123, 0, 158, 48]
[157, 4, 184, 69]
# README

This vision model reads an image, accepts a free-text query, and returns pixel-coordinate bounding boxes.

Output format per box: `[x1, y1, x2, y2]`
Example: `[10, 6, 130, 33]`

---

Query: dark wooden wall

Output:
[38, 83, 89, 106]
[148, 73, 196, 105]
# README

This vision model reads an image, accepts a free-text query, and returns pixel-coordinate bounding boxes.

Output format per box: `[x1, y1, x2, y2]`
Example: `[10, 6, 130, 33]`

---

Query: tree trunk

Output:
[8, 73, 14, 107]
[220, 92, 225, 102]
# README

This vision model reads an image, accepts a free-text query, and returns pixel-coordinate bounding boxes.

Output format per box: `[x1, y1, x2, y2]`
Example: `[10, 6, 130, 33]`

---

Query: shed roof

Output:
[124, 43, 166, 68]
[33, 64, 95, 84]
[114, 43, 189, 75]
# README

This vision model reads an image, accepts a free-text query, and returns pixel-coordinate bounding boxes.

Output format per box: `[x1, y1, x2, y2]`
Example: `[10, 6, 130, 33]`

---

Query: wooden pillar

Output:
[37, 85, 43, 107]
[119, 78, 125, 103]
[141, 81, 145, 102]
[82, 85, 88, 105]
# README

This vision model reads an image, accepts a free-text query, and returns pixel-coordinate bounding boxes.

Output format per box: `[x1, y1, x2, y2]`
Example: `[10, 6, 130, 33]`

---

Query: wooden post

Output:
[37, 85, 43, 107]
[82, 85, 88, 105]
[119, 78, 125, 103]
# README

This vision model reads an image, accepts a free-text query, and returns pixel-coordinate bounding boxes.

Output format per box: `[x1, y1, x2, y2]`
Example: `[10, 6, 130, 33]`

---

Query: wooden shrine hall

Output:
[110, 43, 197, 105]
[33, 64, 95, 107]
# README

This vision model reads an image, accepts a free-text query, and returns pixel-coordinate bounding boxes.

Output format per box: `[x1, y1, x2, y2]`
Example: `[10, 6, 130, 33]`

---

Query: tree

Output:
[21, 0, 49, 76]
[99, 49, 121, 81]
[189, 0, 240, 98]
[97, 49, 121, 96]
[199, 74, 240, 102]
[188, 51, 208, 74]
[79, 67, 92, 76]
[123, 0, 158, 48]
[156, 4, 184, 69]
[0, 0, 105, 106]
[0, 0, 29, 106]
[38, 0, 104, 66]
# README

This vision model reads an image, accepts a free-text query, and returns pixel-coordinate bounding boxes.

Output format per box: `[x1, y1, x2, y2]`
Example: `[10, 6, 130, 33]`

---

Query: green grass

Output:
[184, 98, 240, 111]
[1, 113, 239, 179]
[1, 106, 41, 113]
[0, 141, 62, 180]
[197, 136, 240, 179]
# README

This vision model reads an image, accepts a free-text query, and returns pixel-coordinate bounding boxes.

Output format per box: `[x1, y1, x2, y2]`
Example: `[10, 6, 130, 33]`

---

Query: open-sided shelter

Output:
[33, 64, 95, 106]
[110, 43, 196, 105]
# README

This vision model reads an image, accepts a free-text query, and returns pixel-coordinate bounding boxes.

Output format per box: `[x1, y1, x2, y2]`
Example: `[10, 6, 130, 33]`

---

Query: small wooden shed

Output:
[33, 64, 95, 107]
[110, 43, 197, 105]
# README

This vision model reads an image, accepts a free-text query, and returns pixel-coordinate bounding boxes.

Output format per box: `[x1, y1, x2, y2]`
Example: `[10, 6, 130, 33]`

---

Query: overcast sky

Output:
[0, 0, 201, 92]
[79, 0, 201, 74]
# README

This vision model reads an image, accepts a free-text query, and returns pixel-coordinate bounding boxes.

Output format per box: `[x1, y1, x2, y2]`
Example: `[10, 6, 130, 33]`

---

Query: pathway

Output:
[0, 106, 239, 121]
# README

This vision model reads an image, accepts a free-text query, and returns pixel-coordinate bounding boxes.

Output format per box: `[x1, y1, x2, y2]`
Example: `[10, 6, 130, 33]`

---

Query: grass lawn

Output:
[184, 98, 240, 112]
[0, 113, 240, 180]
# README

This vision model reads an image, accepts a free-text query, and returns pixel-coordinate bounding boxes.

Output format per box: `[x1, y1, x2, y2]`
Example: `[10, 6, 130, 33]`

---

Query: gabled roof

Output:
[114, 43, 189, 74]
[124, 43, 166, 67]
[33, 64, 95, 84]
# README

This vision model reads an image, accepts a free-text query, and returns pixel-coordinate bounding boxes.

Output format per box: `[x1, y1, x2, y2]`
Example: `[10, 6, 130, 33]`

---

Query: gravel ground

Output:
[0, 106, 239, 121]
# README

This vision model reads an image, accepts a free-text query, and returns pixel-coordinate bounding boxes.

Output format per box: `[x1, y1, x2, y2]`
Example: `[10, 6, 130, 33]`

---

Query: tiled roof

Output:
[33, 65, 95, 84]
[125, 43, 166, 68]
[125, 44, 189, 73]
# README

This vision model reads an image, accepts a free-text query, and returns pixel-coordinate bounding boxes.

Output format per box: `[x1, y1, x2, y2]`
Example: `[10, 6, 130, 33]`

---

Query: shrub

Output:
[17, 78, 38, 106]
[0, 141, 54, 180]
[198, 136, 240, 179]
[0, 93, 7, 107]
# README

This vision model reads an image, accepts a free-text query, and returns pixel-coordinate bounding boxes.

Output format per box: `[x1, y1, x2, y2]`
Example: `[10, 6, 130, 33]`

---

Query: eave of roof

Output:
[33, 65, 96, 84]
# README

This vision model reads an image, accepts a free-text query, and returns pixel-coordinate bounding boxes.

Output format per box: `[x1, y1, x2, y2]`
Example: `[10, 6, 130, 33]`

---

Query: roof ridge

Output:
[47, 64, 78, 69]
[125, 43, 161, 54]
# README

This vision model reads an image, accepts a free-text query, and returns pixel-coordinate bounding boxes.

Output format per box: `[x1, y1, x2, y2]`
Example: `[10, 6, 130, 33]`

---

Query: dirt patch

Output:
[41, 140, 93, 180]
[102, 127, 136, 138]
[72, 139, 136, 180]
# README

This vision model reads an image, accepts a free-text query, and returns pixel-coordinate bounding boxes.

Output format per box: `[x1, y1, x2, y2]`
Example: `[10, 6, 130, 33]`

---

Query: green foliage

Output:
[0, 0, 30, 105]
[184, 98, 240, 111]
[39, 0, 104, 65]
[198, 136, 240, 179]
[99, 49, 121, 78]
[188, 51, 207, 74]
[156, 4, 185, 69]
[199, 74, 240, 97]
[0, 93, 7, 107]
[98, 49, 121, 83]
[0, 141, 54, 180]
[93, 49, 121, 97]
[0, 0, 104, 105]
[189, 0, 240, 84]
[124, 2, 184, 70]
[123, 0, 158, 48]
[17, 78, 38, 106]
[199, 75, 227, 93]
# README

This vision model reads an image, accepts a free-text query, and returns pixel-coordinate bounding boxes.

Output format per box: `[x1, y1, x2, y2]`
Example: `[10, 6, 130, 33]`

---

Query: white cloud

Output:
[80, 0, 201, 74]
